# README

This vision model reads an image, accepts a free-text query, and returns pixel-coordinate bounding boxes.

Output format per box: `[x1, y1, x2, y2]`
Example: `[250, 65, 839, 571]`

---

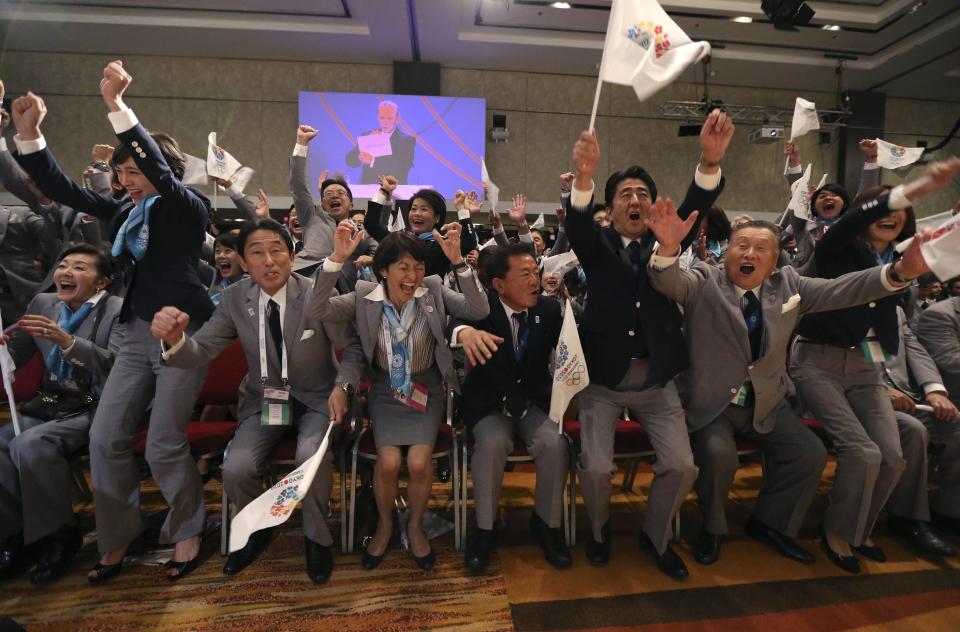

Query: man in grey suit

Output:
[916, 295, 960, 536]
[882, 307, 957, 556]
[289, 124, 377, 285]
[645, 206, 927, 566]
[152, 218, 365, 584]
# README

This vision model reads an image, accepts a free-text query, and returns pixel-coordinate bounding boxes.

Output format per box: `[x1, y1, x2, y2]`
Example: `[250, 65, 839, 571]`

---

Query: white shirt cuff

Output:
[160, 333, 186, 360]
[371, 189, 389, 205]
[292, 143, 308, 158]
[107, 108, 138, 134]
[519, 232, 533, 243]
[649, 243, 679, 271]
[13, 134, 46, 155]
[450, 325, 468, 348]
[60, 338, 77, 355]
[570, 182, 594, 210]
[694, 166, 722, 191]
[322, 258, 344, 272]
[888, 185, 909, 210]
[0, 138, 7, 153]
[226, 182, 245, 198]
[863, 161, 880, 170]
[457, 209, 471, 220]
[784, 163, 802, 176]
[880, 263, 908, 292]
[924, 383, 948, 396]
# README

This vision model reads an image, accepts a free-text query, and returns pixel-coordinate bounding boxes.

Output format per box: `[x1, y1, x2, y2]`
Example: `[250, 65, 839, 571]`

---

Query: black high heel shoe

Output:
[164, 533, 206, 582]
[88, 533, 146, 585]
[413, 547, 436, 571]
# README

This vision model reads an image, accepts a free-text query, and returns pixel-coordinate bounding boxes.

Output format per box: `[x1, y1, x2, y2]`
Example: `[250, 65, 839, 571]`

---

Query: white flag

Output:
[207, 132, 243, 180]
[787, 164, 813, 222]
[541, 251, 579, 278]
[531, 214, 546, 230]
[790, 97, 820, 140]
[599, 0, 711, 102]
[896, 212, 960, 281]
[182, 153, 208, 186]
[481, 159, 499, 212]
[479, 237, 497, 251]
[229, 425, 333, 552]
[549, 301, 589, 425]
[0, 314, 20, 436]
[916, 209, 953, 233]
[388, 208, 406, 232]
[875, 138, 924, 170]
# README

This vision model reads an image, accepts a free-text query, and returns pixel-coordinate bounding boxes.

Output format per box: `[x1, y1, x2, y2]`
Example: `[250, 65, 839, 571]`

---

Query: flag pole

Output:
[588, 76, 603, 132]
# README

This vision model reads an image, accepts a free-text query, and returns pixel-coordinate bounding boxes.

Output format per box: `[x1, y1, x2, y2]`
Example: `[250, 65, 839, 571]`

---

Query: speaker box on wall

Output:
[393, 61, 441, 96]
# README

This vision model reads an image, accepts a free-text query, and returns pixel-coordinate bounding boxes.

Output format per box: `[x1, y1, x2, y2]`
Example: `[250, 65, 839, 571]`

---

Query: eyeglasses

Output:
[322, 189, 348, 200]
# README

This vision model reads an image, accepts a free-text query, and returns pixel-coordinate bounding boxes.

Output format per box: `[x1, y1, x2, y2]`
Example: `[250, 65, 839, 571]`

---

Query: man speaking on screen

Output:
[346, 100, 416, 184]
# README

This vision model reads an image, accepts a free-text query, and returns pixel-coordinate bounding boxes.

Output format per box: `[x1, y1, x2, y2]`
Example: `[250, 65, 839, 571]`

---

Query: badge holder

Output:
[395, 383, 429, 413]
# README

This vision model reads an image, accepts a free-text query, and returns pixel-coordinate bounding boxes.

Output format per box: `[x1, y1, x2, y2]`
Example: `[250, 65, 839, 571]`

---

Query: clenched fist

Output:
[151, 306, 191, 347]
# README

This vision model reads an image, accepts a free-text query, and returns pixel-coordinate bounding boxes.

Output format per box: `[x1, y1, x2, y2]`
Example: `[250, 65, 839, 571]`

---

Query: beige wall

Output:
[0, 50, 956, 217]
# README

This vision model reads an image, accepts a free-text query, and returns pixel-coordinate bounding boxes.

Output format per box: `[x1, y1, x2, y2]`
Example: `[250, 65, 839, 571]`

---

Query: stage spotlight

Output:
[760, 0, 815, 31]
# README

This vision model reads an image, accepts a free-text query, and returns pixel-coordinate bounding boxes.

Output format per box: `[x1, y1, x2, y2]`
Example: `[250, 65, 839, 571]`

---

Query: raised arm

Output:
[289, 124, 321, 230]
[857, 139, 881, 196]
[644, 198, 708, 306]
[101, 60, 207, 228]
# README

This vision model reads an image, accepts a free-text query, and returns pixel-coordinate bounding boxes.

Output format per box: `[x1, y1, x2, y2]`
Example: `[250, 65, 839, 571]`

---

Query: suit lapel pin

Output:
[426, 305, 434, 313]
[535, 315, 540, 324]
[247, 307, 255, 317]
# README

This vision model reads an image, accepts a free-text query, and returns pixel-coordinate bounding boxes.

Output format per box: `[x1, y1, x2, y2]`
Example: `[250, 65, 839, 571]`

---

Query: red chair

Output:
[12, 354, 43, 402]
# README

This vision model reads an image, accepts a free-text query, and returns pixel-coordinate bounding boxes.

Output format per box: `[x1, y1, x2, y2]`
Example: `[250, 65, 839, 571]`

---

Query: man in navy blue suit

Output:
[564, 110, 733, 580]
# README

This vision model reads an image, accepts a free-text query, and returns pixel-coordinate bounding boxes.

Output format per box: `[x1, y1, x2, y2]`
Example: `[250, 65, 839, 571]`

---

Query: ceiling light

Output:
[550, 2, 572, 8]
[732, 16, 753, 23]
[822, 24, 841, 31]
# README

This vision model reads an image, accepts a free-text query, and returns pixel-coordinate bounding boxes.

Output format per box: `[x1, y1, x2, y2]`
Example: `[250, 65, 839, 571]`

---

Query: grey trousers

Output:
[88, 318, 208, 554]
[690, 404, 826, 537]
[224, 408, 334, 547]
[576, 359, 698, 554]
[0, 413, 91, 544]
[889, 410, 960, 520]
[790, 342, 905, 546]
[471, 406, 568, 530]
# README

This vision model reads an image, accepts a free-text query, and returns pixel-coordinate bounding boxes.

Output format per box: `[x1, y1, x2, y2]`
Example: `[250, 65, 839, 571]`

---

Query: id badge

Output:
[394, 382, 429, 413]
[730, 382, 752, 407]
[261, 387, 291, 426]
[859, 340, 892, 364]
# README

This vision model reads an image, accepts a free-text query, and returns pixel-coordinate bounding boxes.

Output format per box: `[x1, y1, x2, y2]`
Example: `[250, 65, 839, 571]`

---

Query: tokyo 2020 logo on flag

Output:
[626, 22, 672, 58]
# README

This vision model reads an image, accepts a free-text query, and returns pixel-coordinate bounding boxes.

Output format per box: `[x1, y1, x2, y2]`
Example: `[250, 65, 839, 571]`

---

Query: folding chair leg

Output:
[348, 443, 359, 554]
[461, 442, 469, 543]
[673, 510, 681, 542]
[565, 436, 577, 547]
[621, 461, 635, 494]
[339, 454, 348, 554]
[451, 434, 461, 551]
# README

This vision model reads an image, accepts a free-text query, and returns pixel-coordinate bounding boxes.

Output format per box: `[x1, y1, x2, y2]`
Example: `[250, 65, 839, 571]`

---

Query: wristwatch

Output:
[336, 382, 354, 397]
[452, 261, 469, 273]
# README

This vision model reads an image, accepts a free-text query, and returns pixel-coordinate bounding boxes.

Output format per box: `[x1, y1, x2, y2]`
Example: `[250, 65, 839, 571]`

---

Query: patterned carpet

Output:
[2, 455, 959, 631]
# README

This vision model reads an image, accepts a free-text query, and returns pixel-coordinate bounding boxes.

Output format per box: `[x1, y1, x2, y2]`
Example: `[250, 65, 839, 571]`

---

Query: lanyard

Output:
[258, 293, 288, 388]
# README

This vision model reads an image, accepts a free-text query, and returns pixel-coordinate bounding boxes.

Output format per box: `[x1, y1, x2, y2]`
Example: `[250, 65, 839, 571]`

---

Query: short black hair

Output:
[409, 189, 447, 229]
[485, 243, 537, 281]
[320, 178, 353, 202]
[604, 166, 658, 208]
[111, 131, 186, 180]
[704, 206, 732, 242]
[236, 219, 294, 257]
[214, 231, 239, 250]
[57, 242, 113, 280]
[372, 231, 429, 278]
[730, 219, 780, 241]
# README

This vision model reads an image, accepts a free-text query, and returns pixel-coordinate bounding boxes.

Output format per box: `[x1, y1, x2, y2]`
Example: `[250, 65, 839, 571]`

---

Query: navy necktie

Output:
[513, 311, 529, 362]
[742, 291, 762, 361]
[627, 240, 643, 273]
[267, 299, 284, 363]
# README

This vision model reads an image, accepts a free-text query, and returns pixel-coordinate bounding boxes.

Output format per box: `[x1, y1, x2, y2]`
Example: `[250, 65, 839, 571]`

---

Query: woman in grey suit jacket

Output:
[317, 224, 488, 571]
[0, 243, 123, 585]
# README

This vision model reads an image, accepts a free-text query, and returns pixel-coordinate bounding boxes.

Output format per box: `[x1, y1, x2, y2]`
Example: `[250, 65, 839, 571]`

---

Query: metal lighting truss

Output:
[660, 100, 850, 129]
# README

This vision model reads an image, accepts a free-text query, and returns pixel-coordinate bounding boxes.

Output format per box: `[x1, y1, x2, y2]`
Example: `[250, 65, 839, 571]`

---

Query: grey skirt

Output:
[368, 368, 446, 448]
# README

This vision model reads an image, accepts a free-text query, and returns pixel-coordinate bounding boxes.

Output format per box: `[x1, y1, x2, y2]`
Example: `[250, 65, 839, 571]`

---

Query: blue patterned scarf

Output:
[111, 194, 160, 261]
[45, 301, 95, 382]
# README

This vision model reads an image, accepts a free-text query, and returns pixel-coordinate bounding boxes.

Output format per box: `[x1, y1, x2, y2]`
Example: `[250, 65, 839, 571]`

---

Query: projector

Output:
[761, 0, 815, 31]
[748, 126, 785, 144]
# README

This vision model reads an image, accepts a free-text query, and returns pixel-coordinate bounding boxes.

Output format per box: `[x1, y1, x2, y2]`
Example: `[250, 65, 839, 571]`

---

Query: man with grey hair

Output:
[346, 100, 416, 184]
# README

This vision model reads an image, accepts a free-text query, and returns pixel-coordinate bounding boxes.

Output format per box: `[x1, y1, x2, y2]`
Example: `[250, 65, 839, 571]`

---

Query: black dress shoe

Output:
[464, 528, 495, 574]
[165, 532, 207, 582]
[889, 514, 956, 557]
[412, 547, 436, 571]
[530, 513, 571, 570]
[819, 525, 860, 574]
[223, 529, 272, 576]
[30, 524, 82, 584]
[853, 542, 887, 562]
[305, 538, 333, 584]
[693, 531, 722, 566]
[745, 516, 815, 565]
[638, 531, 688, 581]
[931, 511, 960, 537]
[361, 540, 387, 571]
[585, 521, 611, 567]
[0, 534, 25, 581]
[436, 457, 451, 484]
